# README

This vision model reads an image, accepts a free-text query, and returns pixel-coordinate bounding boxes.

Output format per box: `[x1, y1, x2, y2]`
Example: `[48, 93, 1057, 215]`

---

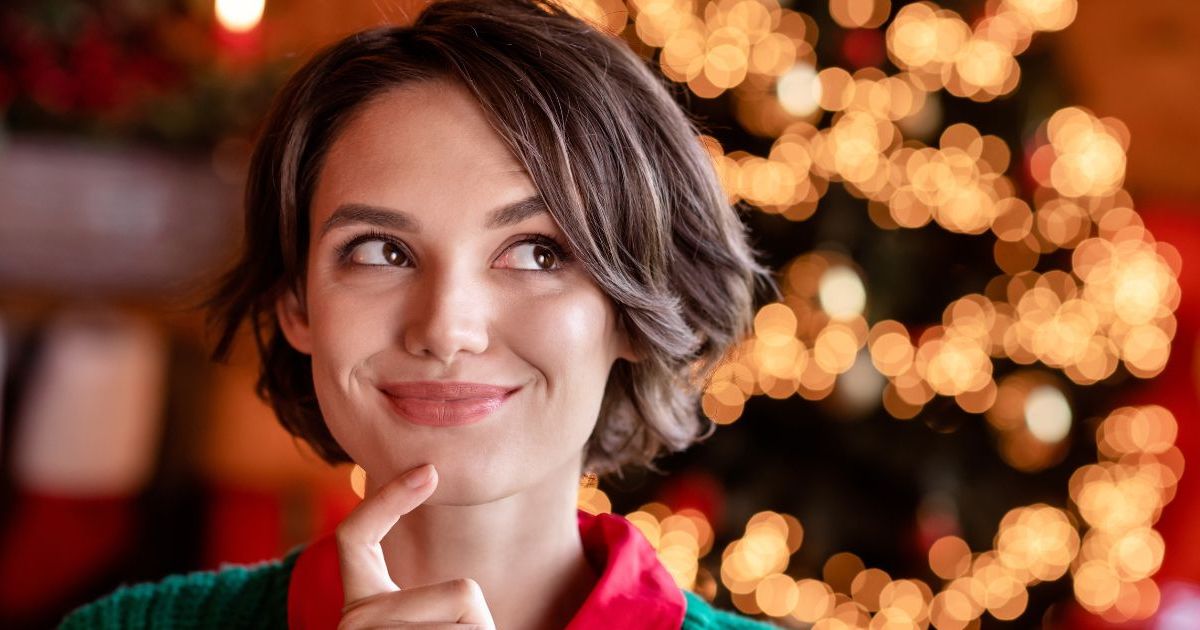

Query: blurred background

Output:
[0, 0, 1197, 628]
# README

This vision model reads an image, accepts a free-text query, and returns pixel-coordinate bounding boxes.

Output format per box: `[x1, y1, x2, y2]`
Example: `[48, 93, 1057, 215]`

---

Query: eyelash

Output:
[334, 230, 574, 272]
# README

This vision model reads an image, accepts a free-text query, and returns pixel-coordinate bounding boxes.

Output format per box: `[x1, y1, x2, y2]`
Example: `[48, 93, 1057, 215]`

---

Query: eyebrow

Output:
[318, 195, 549, 238]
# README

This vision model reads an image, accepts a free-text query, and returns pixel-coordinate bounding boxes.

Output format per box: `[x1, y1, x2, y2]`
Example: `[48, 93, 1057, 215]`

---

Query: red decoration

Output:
[841, 29, 886, 70]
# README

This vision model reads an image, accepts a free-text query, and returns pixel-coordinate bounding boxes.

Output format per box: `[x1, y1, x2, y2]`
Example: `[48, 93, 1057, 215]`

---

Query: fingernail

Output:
[404, 464, 435, 488]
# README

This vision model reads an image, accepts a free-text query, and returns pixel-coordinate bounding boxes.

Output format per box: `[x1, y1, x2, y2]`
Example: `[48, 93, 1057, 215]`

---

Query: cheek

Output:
[305, 286, 394, 398]
[503, 287, 618, 380]
[501, 288, 617, 465]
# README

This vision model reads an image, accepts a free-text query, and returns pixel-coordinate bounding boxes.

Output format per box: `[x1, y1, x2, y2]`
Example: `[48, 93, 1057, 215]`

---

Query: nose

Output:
[401, 267, 490, 366]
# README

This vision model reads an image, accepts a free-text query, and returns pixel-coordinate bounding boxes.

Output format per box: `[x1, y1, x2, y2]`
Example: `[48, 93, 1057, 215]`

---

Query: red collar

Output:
[287, 509, 686, 629]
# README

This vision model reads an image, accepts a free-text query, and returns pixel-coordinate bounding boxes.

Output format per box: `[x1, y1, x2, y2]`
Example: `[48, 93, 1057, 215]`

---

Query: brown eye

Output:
[503, 242, 560, 271]
[533, 245, 557, 270]
[349, 239, 409, 266]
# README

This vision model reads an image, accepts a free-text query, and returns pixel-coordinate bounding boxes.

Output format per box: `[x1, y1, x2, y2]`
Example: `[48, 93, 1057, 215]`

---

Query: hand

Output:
[336, 464, 496, 630]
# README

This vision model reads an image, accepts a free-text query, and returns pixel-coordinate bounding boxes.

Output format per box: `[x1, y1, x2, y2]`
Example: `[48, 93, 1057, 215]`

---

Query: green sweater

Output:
[59, 547, 777, 629]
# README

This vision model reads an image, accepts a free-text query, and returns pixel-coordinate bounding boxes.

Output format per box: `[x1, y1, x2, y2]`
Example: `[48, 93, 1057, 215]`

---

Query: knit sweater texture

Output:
[59, 547, 777, 629]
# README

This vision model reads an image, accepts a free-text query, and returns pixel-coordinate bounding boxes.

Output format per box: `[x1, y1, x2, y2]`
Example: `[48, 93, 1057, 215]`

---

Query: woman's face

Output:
[275, 79, 636, 504]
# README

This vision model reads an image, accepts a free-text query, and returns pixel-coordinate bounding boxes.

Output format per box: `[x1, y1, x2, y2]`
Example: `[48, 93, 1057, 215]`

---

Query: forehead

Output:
[312, 79, 535, 224]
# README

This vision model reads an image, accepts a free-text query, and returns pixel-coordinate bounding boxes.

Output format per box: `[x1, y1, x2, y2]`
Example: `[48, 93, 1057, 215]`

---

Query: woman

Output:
[61, 0, 778, 627]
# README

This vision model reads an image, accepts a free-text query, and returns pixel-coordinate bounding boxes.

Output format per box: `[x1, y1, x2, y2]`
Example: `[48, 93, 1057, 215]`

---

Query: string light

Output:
[549, 0, 1181, 625]
[571, 403, 1179, 625]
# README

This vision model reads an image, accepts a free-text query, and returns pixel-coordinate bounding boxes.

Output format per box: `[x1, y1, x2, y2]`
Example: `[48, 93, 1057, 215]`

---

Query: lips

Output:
[378, 381, 522, 427]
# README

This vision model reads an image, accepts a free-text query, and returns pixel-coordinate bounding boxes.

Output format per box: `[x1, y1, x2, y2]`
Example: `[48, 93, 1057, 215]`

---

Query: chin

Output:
[424, 464, 525, 507]
[424, 485, 504, 507]
[364, 449, 520, 506]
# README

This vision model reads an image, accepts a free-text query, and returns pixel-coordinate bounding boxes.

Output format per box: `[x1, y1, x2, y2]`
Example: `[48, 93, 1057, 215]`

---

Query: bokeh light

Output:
[214, 0, 265, 33]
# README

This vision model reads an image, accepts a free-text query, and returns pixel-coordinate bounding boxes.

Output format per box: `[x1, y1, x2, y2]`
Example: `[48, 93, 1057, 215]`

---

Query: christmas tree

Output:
[568, 1, 1183, 627]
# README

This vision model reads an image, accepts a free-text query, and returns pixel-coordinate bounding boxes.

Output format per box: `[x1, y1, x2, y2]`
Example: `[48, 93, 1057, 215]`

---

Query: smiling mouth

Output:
[378, 384, 522, 427]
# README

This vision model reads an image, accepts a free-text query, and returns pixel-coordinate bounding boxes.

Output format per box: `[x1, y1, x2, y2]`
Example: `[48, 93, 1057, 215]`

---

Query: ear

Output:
[274, 284, 314, 355]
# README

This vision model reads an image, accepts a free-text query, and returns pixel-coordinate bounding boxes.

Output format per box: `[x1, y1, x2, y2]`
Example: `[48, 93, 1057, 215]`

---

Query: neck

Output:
[369, 460, 597, 630]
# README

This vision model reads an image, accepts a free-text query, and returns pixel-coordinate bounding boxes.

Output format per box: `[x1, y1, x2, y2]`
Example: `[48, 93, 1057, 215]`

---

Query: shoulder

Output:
[681, 589, 781, 629]
[58, 546, 303, 629]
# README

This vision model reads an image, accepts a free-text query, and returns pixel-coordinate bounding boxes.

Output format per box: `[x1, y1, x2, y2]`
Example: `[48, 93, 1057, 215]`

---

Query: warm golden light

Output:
[1097, 406, 1178, 457]
[994, 504, 1078, 582]
[929, 588, 977, 629]
[887, 4, 969, 73]
[792, 579, 836, 622]
[1001, 0, 1078, 32]
[777, 63, 822, 117]
[620, 503, 718, 591]
[720, 509, 803, 598]
[868, 321, 914, 378]
[756, 573, 800, 617]
[1074, 561, 1121, 611]
[817, 265, 867, 319]
[577, 484, 613, 515]
[214, 0, 265, 33]
[1023, 384, 1072, 443]
[814, 322, 862, 374]
[349, 464, 366, 499]
[929, 535, 971, 580]
[648, 2, 1180, 625]
[631, 0, 697, 47]
[1039, 108, 1128, 198]
[829, 0, 891, 29]
[849, 567, 890, 611]
[823, 551, 866, 594]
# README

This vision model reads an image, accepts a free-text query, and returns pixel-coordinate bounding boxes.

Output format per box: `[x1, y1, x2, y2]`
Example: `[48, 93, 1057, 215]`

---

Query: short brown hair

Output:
[204, 0, 777, 477]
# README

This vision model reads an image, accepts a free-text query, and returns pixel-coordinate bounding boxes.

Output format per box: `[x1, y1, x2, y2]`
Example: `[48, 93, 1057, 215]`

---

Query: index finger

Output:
[336, 463, 438, 605]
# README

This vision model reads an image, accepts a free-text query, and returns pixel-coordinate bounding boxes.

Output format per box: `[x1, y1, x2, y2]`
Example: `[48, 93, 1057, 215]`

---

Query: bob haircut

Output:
[205, 0, 778, 477]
